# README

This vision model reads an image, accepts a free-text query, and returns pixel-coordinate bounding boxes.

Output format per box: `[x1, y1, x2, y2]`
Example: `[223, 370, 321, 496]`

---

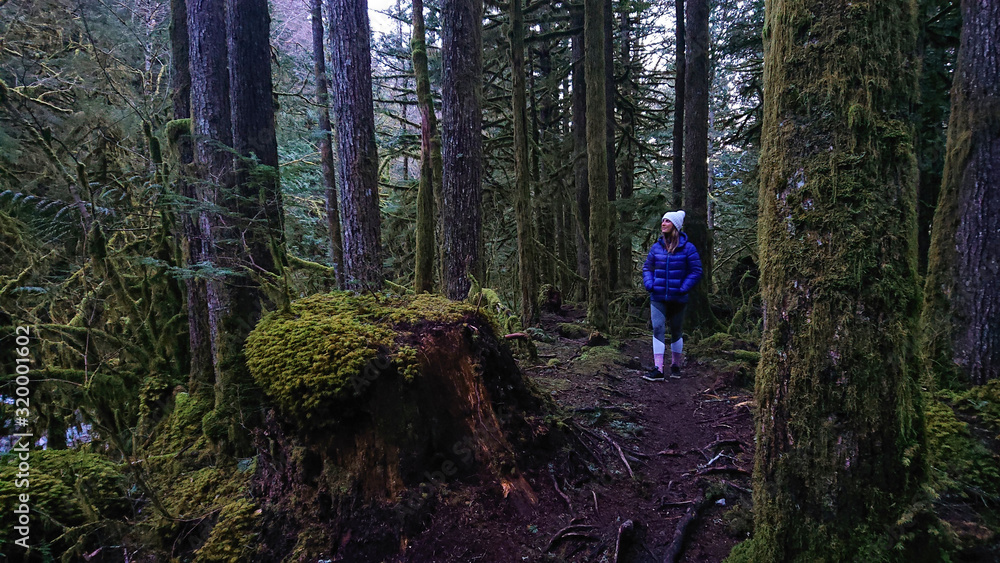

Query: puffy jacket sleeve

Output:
[678, 243, 703, 294]
[642, 246, 656, 291]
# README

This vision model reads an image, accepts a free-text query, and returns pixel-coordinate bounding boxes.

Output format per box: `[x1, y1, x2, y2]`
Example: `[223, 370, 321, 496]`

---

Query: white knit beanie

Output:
[662, 210, 685, 231]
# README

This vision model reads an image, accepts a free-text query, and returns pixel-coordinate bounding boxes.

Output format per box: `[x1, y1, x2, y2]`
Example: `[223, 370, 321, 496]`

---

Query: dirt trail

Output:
[399, 306, 755, 562]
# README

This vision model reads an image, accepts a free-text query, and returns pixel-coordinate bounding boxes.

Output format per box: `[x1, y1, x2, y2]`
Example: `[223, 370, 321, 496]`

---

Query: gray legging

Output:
[651, 300, 686, 356]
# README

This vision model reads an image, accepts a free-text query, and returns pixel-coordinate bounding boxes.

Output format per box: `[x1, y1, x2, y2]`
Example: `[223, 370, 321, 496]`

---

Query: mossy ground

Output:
[0, 449, 129, 562]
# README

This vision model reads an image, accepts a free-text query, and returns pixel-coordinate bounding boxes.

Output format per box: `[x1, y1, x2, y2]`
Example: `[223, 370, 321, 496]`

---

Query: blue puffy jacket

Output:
[642, 233, 703, 303]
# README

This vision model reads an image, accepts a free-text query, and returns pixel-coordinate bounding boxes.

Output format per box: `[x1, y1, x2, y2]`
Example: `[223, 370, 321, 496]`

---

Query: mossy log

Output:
[245, 292, 554, 561]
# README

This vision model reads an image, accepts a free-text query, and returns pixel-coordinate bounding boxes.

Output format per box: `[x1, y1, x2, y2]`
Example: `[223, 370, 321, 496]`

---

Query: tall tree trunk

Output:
[441, 0, 483, 300]
[617, 0, 635, 289]
[201, 0, 284, 452]
[186, 0, 230, 407]
[227, 0, 283, 279]
[922, 0, 1000, 386]
[585, 0, 609, 331]
[328, 0, 383, 290]
[572, 5, 590, 302]
[604, 0, 618, 291]
[529, 44, 553, 287]
[672, 0, 685, 208]
[682, 0, 712, 326]
[751, 0, 925, 559]
[311, 0, 344, 288]
[173, 0, 212, 393]
[411, 0, 440, 294]
[510, 0, 537, 325]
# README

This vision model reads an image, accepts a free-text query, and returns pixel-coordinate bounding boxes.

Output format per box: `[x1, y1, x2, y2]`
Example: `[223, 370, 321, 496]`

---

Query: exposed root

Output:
[544, 524, 598, 552]
[551, 471, 572, 512]
[613, 519, 634, 563]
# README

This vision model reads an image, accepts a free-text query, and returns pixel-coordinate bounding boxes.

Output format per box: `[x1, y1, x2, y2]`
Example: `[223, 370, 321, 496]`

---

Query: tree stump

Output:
[245, 292, 553, 561]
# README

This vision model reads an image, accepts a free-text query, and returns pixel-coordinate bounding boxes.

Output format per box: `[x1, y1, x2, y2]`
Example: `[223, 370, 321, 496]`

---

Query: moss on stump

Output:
[246, 292, 555, 561]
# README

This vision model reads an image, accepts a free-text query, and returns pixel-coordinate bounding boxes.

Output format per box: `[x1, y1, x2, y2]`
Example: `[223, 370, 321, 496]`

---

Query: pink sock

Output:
[654, 353, 664, 372]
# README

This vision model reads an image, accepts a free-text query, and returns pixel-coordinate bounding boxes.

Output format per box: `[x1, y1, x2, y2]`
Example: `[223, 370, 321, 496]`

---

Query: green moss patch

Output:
[245, 292, 480, 426]
[0, 450, 128, 559]
[557, 323, 590, 339]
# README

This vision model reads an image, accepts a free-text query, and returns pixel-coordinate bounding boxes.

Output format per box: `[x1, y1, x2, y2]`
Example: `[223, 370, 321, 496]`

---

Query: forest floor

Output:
[396, 304, 756, 563]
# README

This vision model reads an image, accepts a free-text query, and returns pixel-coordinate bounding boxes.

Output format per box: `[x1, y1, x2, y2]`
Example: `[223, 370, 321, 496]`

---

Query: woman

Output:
[642, 210, 702, 380]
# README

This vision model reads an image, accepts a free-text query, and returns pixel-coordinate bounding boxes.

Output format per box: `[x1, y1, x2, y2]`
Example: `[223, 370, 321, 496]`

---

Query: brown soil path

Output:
[399, 306, 755, 563]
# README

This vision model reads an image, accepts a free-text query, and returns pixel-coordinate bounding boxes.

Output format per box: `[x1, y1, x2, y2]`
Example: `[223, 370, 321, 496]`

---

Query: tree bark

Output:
[186, 0, 230, 402]
[604, 0, 618, 291]
[311, 0, 344, 289]
[585, 0, 609, 330]
[328, 0, 383, 290]
[572, 5, 590, 302]
[441, 0, 484, 300]
[752, 0, 925, 559]
[617, 1, 635, 289]
[510, 0, 537, 325]
[922, 0, 1000, 386]
[227, 0, 283, 280]
[411, 0, 440, 294]
[682, 0, 712, 326]
[672, 0, 685, 208]
[172, 0, 212, 393]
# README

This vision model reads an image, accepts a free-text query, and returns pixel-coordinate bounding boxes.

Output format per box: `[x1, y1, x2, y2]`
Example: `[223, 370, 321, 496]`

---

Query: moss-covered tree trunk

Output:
[585, 0, 610, 331]
[604, 0, 618, 291]
[672, 0, 685, 209]
[510, 0, 538, 326]
[617, 0, 635, 289]
[441, 0, 484, 300]
[922, 0, 1000, 387]
[172, 0, 212, 391]
[311, 0, 345, 289]
[572, 5, 590, 302]
[411, 0, 440, 294]
[682, 0, 713, 326]
[328, 0, 384, 291]
[913, 0, 958, 276]
[749, 0, 926, 560]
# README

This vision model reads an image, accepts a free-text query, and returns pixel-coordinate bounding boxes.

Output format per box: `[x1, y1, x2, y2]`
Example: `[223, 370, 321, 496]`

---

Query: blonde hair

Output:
[663, 229, 680, 253]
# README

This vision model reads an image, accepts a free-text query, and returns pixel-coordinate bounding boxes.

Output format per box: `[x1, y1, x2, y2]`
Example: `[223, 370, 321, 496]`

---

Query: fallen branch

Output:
[721, 480, 753, 496]
[694, 466, 751, 477]
[504, 332, 530, 339]
[575, 423, 634, 477]
[613, 519, 634, 563]
[611, 440, 635, 478]
[592, 490, 599, 515]
[571, 426, 607, 471]
[663, 494, 706, 563]
[544, 524, 597, 552]
[552, 472, 572, 512]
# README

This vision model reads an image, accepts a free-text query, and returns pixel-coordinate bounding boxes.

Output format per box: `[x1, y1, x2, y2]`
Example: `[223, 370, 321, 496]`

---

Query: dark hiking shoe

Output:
[669, 364, 681, 379]
[642, 369, 665, 382]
